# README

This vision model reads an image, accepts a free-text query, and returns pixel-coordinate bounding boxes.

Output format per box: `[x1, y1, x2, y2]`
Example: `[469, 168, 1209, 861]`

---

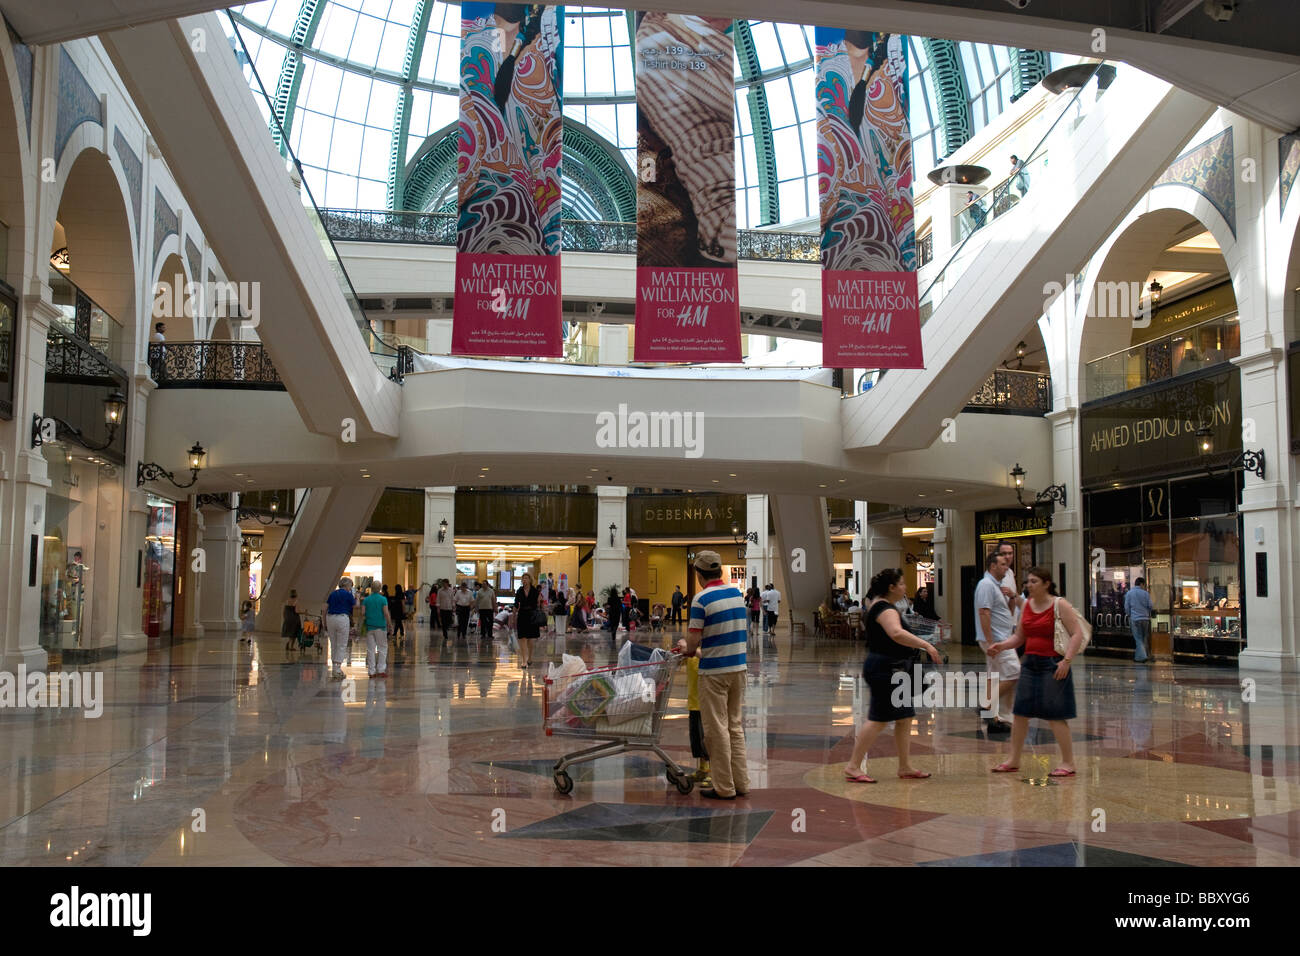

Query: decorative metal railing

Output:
[47, 329, 127, 384]
[964, 368, 1051, 415]
[148, 341, 284, 389]
[319, 208, 820, 262]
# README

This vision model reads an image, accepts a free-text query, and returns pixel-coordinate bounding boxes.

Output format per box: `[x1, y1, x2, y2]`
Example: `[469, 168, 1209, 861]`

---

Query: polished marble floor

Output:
[1, 621, 1297, 866]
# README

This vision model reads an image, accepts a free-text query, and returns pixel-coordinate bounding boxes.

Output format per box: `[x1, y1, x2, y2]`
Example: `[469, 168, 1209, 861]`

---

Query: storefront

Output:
[975, 507, 1053, 586]
[142, 494, 179, 640]
[1080, 365, 1245, 663]
[39, 449, 123, 655]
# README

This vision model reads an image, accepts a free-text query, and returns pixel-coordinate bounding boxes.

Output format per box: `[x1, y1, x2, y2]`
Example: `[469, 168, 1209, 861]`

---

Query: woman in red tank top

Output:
[984, 566, 1086, 777]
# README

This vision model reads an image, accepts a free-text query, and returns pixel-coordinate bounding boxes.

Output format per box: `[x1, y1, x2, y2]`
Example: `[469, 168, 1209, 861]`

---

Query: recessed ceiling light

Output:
[944, 488, 953, 492]
[818, 484, 827, 488]
[728, 473, 737, 477]
[917, 493, 926, 497]
[838, 479, 846, 483]
[480, 467, 489, 471]
[711, 479, 719, 483]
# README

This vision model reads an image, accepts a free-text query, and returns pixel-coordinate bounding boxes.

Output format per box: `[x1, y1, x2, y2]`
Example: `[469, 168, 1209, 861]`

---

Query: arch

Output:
[51, 146, 138, 366]
[1276, 142, 1300, 344]
[0, 27, 31, 290]
[1070, 183, 1241, 405]
[151, 251, 194, 343]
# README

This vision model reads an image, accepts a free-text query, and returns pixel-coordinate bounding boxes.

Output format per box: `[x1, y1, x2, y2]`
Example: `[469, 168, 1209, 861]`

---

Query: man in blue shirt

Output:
[677, 551, 749, 800]
[1124, 576, 1154, 664]
[324, 577, 357, 680]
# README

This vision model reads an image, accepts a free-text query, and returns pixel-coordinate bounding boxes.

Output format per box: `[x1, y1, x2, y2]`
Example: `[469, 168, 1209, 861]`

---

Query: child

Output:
[686, 654, 711, 785]
[240, 600, 256, 643]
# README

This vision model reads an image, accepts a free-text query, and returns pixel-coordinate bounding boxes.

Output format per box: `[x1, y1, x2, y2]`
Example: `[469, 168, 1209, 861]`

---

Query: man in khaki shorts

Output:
[975, 550, 1018, 733]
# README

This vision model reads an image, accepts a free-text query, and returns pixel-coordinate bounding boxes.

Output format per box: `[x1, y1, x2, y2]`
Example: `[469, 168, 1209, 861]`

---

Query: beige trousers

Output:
[698, 670, 749, 796]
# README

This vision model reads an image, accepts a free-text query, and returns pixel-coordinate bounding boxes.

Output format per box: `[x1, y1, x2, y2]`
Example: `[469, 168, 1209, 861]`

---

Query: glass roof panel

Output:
[231, 2, 1045, 225]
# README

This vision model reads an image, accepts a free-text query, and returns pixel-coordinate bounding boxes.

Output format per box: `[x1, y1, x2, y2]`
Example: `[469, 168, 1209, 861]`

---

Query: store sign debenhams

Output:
[632, 495, 740, 535]
[1081, 369, 1241, 481]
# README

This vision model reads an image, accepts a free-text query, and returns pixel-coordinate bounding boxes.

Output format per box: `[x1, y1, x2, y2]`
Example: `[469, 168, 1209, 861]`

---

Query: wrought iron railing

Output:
[148, 341, 284, 389]
[319, 208, 819, 262]
[918, 231, 933, 267]
[964, 368, 1051, 415]
[47, 329, 127, 384]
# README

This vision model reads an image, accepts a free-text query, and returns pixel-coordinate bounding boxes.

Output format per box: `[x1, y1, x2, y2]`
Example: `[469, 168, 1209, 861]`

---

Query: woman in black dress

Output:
[387, 584, 407, 642]
[515, 572, 541, 667]
[281, 589, 300, 651]
[842, 568, 942, 783]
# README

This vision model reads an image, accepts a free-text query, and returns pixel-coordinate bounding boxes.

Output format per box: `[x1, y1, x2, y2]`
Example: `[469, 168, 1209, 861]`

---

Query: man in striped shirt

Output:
[677, 551, 749, 799]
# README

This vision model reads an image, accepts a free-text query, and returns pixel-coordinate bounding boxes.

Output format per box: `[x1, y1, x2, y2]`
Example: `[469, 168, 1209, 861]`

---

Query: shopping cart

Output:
[542, 652, 692, 795]
[903, 612, 951, 665]
[297, 613, 324, 658]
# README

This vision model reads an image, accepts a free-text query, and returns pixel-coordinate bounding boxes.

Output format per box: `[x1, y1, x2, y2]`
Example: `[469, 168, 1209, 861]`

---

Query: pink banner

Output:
[634, 266, 741, 363]
[820, 269, 922, 367]
[451, 253, 562, 357]
[816, 29, 920, 369]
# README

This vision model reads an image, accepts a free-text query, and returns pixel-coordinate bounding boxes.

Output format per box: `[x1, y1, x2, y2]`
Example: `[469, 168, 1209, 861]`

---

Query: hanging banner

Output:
[816, 28, 921, 368]
[634, 14, 741, 363]
[454, 3, 563, 357]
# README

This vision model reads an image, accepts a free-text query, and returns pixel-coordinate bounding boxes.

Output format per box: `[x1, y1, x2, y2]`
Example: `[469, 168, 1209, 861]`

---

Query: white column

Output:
[421, 487, 457, 589]
[849, 500, 869, 600]
[597, 324, 629, 366]
[592, 485, 629, 599]
[184, 502, 205, 639]
[1046, 406, 1085, 606]
[198, 504, 240, 637]
[116, 373, 157, 652]
[868, 529, 902, 579]
[744, 494, 770, 591]
[1235, 348, 1298, 671]
[0, 288, 55, 672]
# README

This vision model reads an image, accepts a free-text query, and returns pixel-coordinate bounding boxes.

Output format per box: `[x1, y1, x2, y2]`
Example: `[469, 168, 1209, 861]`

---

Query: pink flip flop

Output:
[1048, 767, 1076, 777]
[896, 770, 931, 779]
[991, 763, 1020, 773]
[843, 771, 877, 784]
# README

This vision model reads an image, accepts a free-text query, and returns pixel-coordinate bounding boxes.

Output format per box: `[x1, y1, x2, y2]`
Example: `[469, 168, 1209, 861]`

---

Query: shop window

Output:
[1170, 516, 1242, 660]
[143, 495, 177, 640]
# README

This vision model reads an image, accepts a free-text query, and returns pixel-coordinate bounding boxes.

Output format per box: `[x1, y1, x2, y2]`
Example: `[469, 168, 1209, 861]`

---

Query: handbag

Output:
[532, 608, 548, 627]
[1052, 597, 1092, 657]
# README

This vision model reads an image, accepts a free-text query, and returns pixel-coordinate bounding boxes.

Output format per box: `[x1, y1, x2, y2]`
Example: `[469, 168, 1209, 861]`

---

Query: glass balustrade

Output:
[1084, 313, 1241, 401]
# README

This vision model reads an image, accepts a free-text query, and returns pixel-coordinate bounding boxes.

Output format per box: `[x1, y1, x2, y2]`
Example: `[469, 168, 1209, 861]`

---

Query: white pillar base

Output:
[1238, 649, 1300, 673]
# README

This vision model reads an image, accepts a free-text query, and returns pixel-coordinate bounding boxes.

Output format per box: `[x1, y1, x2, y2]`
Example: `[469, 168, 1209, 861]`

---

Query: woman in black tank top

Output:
[842, 568, 942, 783]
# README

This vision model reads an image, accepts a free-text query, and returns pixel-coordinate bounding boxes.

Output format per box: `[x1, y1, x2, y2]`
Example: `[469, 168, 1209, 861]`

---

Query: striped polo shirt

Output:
[689, 581, 747, 674]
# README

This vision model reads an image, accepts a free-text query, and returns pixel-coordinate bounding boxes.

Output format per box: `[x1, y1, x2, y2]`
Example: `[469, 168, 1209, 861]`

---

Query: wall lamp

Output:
[32, 390, 126, 452]
[437, 518, 448, 543]
[609, 522, 618, 547]
[137, 442, 206, 489]
[1195, 426, 1265, 479]
[902, 507, 944, 524]
[1009, 462, 1066, 509]
[731, 521, 759, 545]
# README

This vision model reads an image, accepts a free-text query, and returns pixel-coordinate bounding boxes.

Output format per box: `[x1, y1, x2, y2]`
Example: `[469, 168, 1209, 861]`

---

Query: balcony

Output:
[320, 209, 819, 263]
[963, 368, 1052, 416]
[1085, 313, 1240, 402]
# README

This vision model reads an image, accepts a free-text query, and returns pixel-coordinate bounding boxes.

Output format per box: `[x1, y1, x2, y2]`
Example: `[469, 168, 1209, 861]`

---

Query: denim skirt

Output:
[1012, 653, 1076, 720]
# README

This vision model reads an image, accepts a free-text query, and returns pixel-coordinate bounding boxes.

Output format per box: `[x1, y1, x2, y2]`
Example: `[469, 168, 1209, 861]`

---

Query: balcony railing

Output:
[964, 368, 1051, 416]
[148, 341, 284, 389]
[1084, 313, 1240, 402]
[320, 209, 819, 262]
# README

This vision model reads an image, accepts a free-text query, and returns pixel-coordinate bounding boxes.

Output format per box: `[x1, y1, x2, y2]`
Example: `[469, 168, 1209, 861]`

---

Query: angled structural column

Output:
[255, 485, 385, 629]
[769, 494, 833, 629]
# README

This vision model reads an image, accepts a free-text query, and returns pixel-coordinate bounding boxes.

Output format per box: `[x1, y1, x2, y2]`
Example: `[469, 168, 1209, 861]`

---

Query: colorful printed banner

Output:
[816, 28, 922, 369]
[454, 3, 563, 357]
[633, 13, 741, 363]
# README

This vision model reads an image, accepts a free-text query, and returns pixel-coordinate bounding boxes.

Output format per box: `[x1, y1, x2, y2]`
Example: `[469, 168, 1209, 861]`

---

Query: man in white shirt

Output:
[760, 583, 781, 634]
[453, 581, 475, 641]
[997, 540, 1025, 625]
[974, 550, 1018, 733]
